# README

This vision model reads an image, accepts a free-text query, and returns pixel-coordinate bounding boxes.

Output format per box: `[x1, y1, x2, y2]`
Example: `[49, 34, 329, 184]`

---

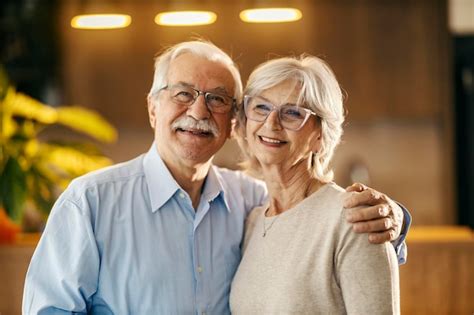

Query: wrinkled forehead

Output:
[167, 53, 236, 95]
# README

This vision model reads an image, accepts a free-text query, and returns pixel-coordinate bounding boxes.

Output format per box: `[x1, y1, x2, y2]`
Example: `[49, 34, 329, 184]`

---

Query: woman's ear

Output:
[311, 129, 322, 153]
[229, 118, 237, 139]
[147, 95, 156, 129]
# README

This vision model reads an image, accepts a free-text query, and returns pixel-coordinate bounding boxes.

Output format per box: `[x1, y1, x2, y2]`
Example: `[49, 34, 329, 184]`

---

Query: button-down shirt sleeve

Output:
[23, 190, 100, 314]
[391, 203, 412, 265]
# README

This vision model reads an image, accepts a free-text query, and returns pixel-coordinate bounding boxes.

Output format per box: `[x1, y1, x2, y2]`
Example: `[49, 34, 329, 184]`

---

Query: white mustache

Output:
[171, 116, 219, 136]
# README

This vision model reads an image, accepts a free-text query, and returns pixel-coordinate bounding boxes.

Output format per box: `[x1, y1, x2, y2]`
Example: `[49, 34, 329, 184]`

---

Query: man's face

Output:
[148, 53, 235, 168]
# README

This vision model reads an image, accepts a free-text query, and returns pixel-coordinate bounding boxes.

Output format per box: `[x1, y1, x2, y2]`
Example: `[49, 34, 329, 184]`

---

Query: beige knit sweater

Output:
[230, 182, 400, 314]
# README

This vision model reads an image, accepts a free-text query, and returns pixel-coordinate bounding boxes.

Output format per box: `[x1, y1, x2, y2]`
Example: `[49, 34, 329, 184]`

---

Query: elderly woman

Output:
[230, 55, 400, 314]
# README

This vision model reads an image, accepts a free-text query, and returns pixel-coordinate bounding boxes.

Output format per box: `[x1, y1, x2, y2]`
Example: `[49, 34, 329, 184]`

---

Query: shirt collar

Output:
[142, 143, 231, 213]
[202, 165, 232, 213]
[143, 143, 181, 212]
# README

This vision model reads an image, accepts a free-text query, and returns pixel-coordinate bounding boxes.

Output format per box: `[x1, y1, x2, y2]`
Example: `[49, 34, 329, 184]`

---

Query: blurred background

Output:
[0, 0, 473, 314]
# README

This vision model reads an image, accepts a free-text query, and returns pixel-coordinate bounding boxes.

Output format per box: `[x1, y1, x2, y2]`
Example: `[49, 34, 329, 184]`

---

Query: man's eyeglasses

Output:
[160, 84, 235, 114]
[243, 95, 317, 131]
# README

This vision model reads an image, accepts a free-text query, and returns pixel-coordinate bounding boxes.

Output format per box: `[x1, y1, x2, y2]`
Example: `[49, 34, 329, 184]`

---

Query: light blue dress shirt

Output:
[23, 143, 410, 314]
[23, 144, 267, 314]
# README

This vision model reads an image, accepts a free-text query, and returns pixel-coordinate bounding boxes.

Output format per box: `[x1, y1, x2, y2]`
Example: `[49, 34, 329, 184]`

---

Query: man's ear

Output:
[147, 95, 156, 129]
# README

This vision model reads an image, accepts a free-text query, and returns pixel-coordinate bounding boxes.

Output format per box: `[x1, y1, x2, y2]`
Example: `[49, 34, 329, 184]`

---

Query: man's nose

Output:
[187, 95, 211, 120]
[264, 109, 283, 131]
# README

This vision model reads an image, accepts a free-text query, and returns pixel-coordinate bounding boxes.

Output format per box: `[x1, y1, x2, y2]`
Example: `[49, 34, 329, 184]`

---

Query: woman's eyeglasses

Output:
[244, 95, 317, 131]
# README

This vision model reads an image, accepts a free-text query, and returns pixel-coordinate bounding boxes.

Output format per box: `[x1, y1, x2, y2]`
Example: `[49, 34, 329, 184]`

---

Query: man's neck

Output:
[163, 157, 211, 210]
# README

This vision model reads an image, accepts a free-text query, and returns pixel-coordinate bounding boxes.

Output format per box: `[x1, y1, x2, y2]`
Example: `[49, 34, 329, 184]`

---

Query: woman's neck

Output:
[261, 159, 322, 216]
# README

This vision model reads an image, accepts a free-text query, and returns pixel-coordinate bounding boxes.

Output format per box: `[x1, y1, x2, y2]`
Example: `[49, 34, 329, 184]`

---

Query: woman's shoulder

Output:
[299, 182, 368, 238]
[302, 182, 350, 216]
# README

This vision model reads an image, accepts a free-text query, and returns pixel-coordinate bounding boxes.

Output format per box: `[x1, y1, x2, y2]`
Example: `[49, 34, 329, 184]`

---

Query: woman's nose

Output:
[264, 109, 283, 131]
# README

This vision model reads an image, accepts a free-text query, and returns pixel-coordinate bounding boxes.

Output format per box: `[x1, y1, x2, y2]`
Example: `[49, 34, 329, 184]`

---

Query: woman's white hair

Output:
[148, 40, 243, 103]
[236, 54, 345, 182]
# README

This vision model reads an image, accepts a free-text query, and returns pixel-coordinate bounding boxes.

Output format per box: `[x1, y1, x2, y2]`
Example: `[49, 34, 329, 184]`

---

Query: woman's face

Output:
[245, 79, 321, 168]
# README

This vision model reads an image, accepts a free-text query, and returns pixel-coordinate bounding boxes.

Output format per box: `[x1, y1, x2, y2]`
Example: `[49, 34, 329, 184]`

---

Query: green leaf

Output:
[0, 157, 27, 222]
[28, 166, 56, 216]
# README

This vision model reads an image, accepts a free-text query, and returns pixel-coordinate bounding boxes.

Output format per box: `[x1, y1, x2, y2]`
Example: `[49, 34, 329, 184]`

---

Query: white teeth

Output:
[260, 136, 284, 144]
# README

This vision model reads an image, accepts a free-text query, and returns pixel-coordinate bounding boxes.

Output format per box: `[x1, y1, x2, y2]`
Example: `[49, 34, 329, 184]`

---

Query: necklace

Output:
[262, 180, 319, 237]
[262, 208, 279, 237]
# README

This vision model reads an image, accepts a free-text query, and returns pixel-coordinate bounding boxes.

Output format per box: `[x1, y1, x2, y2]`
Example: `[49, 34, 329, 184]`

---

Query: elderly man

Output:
[23, 41, 410, 314]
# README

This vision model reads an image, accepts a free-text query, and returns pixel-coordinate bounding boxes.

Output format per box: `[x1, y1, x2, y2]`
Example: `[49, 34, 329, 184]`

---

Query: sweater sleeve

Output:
[335, 207, 400, 315]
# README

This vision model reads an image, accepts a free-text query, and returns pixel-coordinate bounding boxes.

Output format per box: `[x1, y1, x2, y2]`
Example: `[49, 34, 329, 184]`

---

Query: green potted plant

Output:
[0, 67, 117, 240]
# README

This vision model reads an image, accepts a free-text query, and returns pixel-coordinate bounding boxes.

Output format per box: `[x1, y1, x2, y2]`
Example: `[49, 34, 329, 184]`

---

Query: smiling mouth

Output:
[176, 128, 213, 137]
[259, 136, 287, 145]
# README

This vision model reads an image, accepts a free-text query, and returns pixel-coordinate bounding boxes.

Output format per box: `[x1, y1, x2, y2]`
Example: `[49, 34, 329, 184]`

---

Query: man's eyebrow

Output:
[209, 86, 231, 95]
[173, 81, 193, 87]
[173, 82, 231, 96]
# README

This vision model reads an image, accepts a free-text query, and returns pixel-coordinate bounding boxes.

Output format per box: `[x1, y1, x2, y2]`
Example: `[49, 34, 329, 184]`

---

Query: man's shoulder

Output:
[213, 166, 266, 189]
[212, 166, 268, 209]
[67, 154, 146, 194]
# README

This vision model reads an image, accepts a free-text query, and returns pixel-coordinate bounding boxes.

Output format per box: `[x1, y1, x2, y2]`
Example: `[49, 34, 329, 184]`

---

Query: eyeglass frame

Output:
[243, 95, 318, 131]
[159, 84, 236, 114]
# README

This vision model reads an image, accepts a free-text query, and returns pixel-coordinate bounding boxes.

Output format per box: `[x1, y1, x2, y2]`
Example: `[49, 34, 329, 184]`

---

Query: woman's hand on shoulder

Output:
[343, 183, 404, 244]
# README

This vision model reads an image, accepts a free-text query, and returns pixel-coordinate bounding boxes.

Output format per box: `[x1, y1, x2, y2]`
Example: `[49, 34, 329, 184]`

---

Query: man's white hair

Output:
[237, 55, 345, 182]
[148, 40, 242, 102]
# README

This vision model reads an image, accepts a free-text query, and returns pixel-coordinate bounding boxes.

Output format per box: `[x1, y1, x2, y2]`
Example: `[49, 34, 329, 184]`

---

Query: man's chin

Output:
[176, 148, 215, 165]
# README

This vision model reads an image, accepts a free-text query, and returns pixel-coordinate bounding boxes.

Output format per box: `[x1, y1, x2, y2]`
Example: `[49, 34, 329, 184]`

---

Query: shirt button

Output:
[197, 266, 203, 273]
[179, 192, 185, 198]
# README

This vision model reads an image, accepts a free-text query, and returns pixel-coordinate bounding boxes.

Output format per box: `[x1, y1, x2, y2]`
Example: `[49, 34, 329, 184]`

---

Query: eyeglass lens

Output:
[245, 96, 310, 130]
[167, 85, 232, 113]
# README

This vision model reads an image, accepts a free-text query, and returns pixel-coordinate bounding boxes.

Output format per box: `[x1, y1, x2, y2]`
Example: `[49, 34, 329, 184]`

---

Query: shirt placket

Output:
[193, 200, 212, 315]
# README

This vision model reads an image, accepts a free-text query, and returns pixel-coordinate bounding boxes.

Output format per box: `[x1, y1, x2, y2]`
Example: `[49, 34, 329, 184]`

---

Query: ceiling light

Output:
[240, 8, 302, 23]
[71, 14, 131, 30]
[155, 11, 217, 26]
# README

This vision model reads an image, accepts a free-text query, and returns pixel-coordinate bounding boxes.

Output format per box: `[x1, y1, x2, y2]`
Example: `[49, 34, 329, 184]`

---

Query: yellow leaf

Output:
[1, 114, 17, 140]
[57, 106, 117, 143]
[7, 89, 58, 124]
[24, 140, 40, 158]
[40, 144, 113, 176]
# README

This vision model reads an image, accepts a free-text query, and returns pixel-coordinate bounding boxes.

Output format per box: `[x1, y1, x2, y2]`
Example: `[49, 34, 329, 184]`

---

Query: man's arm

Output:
[343, 183, 412, 264]
[23, 195, 100, 314]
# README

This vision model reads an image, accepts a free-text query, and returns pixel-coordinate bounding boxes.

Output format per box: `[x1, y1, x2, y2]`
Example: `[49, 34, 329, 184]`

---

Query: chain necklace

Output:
[262, 208, 279, 237]
[262, 180, 319, 237]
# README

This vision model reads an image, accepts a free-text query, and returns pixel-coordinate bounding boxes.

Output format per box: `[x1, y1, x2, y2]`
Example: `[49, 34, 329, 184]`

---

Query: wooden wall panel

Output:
[58, 0, 449, 124]
[56, 0, 453, 224]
